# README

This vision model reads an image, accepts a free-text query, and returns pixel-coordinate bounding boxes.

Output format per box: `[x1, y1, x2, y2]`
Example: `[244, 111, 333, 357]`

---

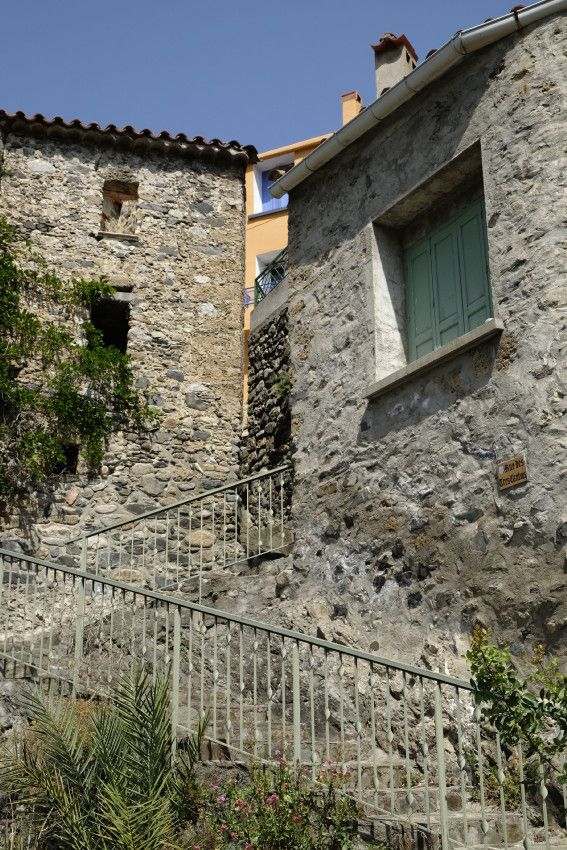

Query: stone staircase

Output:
[0, 466, 566, 849]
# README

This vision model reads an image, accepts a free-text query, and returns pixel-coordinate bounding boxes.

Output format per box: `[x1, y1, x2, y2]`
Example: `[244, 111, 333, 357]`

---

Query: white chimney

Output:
[371, 33, 418, 98]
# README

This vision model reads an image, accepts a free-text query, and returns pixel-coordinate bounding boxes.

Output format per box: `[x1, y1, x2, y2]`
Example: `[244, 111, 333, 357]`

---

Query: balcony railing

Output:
[254, 247, 288, 305]
[244, 286, 255, 308]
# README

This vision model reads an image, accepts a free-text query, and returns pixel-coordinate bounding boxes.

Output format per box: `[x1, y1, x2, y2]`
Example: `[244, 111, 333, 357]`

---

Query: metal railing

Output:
[254, 247, 288, 305]
[1, 548, 565, 850]
[65, 466, 292, 603]
[244, 286, 255, 308]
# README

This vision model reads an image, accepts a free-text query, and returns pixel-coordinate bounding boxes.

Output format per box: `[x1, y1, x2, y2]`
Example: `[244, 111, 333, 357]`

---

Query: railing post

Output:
[72, 576, 86, 697]
[292, 641, 301, 765]
[171, 607, 181, 756]
[80, 537, 88, 572]
[434, 682, 449, 850]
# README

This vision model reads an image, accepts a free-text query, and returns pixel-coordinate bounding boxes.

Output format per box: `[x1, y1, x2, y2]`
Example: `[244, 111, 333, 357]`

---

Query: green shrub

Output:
[462, 748, 521, 809]
[467, 626, 567, 784]
[198, 756, 363, 850]
[0, 669, 206, 850]
[273, 371, 292, 401]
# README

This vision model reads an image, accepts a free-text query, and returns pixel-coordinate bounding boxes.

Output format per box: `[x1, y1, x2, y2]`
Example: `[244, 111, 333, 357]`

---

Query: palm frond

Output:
[0, 668, 203, 850]
[90, 704, 128, 792]
[171, 712, 208, 822]
[112, 668, 174, 802]
[18, 688, 96, 799]
[98, 780, 180, 850]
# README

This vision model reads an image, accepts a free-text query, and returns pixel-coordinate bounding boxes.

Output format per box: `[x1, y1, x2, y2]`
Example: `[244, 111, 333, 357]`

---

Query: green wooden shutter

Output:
[405, 239, 435, 361]
[404, 200, 492, 363]
[455, 200, 492, 332]
[430, 222, 465, 347]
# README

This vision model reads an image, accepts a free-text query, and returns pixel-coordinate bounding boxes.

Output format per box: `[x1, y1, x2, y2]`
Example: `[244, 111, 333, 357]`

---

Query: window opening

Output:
[52, 444, 79, 475]
[90, 298, 130, 354]
[101, 180, 139, 235]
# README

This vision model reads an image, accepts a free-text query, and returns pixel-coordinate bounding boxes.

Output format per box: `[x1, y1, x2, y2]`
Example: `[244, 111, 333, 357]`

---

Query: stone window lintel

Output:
[95, 231, 140, 243]
[365, 317, 504, 402]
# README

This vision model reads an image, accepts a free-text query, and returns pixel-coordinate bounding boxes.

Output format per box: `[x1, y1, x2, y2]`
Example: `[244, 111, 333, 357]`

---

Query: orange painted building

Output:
[243, 134, 329, 328]
[243, 94, 364, 406]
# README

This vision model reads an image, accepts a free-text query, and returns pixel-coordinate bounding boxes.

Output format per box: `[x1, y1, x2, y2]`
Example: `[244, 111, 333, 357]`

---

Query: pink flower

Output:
[220, 824, 228, 832]
[245, 844, 253, 850]
[266, 793, 279, 806]
[292, 814, 302, 823]
[217, 794, 226, 803]
[231, 833, 238, 840]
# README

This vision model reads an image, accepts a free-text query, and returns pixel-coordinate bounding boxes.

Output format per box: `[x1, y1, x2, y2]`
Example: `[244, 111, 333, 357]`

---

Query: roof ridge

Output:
[0, 109, 258, 164]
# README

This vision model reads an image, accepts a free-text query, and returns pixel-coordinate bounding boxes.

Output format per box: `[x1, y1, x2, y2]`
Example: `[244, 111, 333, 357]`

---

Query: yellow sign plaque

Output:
[497, 455, 528, 490]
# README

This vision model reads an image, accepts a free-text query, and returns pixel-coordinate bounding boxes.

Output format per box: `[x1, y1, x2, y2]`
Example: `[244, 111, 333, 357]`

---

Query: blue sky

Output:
[2, 0, 517, 152]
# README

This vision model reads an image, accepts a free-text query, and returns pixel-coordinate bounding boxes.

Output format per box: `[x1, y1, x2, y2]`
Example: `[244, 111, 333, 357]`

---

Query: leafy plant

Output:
[0, 668, 207, 850]
[199, 756, 363, 850]
[467, 626, 567, 784]
[462, 747, 521, 809]
[0, 216, 154, 501]
[273, 371, 292, 401]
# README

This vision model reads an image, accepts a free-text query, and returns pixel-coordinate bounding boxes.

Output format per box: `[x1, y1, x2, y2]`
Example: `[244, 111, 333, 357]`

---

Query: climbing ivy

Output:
[0, 216, 154, 501]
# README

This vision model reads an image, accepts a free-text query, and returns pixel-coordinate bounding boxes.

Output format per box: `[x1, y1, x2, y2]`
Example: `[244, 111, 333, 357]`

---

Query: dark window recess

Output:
[90, 299, 130, 353]
[52, 444, 79, 475]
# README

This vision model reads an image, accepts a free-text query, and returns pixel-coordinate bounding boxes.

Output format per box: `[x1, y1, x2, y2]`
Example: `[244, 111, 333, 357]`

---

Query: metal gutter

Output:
[270, 0, 567, 197]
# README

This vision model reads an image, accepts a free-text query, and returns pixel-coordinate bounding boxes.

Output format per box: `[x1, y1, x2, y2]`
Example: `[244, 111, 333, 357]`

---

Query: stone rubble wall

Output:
[284, 15, 567, 673]
[240, 306, 293, 478]
[0, 129, 247, 567]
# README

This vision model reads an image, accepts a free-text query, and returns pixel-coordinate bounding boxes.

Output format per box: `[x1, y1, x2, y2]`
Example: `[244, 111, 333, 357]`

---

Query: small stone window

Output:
[100, 180, 139, 236]
[90, 297, 130, 354]
[52, 444, 79, 475]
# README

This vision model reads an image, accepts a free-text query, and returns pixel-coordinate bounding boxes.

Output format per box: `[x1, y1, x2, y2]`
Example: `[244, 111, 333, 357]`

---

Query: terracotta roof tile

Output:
[0, 109, 257, 164]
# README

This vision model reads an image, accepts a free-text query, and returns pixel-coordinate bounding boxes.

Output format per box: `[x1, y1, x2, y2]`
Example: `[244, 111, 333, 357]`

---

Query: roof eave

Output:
[0, 110, 258, 165]
[270, 0, 566, 197]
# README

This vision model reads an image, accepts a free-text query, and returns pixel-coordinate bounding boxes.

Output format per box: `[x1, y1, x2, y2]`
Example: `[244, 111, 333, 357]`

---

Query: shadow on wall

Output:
[358, 337, 501, 444]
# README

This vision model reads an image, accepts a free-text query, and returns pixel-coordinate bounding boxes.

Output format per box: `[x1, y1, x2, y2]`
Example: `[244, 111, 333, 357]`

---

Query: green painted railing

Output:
[1, 548, 565, 849]
[65, 465, 293, 603]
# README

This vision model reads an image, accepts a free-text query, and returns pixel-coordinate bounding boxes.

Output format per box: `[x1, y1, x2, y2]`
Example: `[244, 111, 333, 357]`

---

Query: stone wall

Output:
[241, 304, 293, 477]
[285, 15, 567, 672]
[0, 125, 248, 563]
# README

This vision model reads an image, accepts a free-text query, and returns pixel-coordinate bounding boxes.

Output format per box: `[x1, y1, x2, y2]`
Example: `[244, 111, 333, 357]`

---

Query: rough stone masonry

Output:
[285, 14, 567, 673]
[0, 115, 255, 563]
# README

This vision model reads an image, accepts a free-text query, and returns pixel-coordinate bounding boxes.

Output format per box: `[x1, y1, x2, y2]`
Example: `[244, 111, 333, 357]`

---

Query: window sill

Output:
[248, 208, 288, 221]
[96, 231, 140, 243]
[365, 318, 504, 401]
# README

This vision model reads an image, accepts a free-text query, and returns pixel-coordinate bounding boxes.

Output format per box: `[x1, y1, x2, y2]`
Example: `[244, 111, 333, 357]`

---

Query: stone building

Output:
[0, 111, 256, 560]
[268, 3, 567, 671]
